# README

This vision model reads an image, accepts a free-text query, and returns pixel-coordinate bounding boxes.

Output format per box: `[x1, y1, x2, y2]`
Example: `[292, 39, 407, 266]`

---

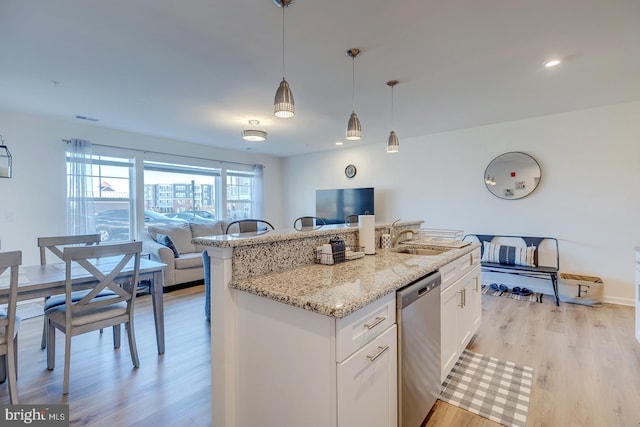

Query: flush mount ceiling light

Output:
[0, 134, 13, 178]
[273, 0, 295, 118]
[242, 120, 268, 142]
[345, 48, 362, 141]
[544, 59, 561, 68]
[386, 80, 399, 153]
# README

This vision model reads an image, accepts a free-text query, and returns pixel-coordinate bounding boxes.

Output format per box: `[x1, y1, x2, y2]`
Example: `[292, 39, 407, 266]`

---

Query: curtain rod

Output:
[61, 139, 261, 168]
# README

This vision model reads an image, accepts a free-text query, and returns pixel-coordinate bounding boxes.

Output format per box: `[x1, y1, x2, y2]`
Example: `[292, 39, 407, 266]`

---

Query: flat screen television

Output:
[316, 187, 374, 225]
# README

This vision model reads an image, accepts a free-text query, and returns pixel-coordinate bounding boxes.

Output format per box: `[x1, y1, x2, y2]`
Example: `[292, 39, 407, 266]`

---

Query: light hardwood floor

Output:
[2, 286, 639, 426]
[0, 285, 211, 426]
[427, 293, 640, 427]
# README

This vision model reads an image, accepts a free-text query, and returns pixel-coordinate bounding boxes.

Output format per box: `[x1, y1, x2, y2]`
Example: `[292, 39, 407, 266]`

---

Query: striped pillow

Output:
[481, 242, 535, 267]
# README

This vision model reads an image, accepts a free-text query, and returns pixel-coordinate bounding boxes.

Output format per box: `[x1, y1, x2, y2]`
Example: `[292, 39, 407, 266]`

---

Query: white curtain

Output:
[252, 164, 264, 219]
[66, 139, 95, 235]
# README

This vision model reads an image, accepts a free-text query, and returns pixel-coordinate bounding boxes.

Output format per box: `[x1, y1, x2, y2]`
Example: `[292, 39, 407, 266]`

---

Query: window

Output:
[144, 161, 220, 220]
[66, 153, 135, 241]
[144, 162, 263, 222]
[67, 146, 265, 239]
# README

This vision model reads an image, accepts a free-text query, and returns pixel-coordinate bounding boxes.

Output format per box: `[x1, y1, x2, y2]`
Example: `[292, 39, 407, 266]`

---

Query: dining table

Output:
[0, 257, 167, 354]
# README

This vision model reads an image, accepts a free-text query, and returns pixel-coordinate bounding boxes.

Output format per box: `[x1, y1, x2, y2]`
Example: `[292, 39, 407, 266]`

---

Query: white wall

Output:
[0, 108, 284, 265]
[283, 102, 640, 305]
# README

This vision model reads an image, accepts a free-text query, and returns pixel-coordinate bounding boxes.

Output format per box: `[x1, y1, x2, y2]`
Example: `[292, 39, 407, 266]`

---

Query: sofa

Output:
[141, 221, 227, 288]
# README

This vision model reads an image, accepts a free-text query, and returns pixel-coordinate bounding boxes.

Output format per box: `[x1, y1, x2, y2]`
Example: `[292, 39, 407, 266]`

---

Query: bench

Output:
[463, 234, 560, 306]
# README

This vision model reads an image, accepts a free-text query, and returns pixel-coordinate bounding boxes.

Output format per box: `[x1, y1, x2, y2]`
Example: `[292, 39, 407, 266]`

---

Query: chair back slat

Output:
[38, 234, 101, 265]
[225, 219, 274, 234]
[62, 242, 142, 317]
[0, 250, 21, 404]
[0, 251, 21, 342]
[293, 216, 326, 231]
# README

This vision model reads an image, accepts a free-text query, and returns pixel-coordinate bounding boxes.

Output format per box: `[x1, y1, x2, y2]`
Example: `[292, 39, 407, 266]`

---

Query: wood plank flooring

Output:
[2, 285, 639, 426]
[427, 294, 640, 427]
[0, 285, 211, 426]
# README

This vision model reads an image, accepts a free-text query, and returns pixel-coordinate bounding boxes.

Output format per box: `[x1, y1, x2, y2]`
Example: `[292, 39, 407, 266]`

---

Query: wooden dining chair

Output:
[45, 241, 142, 395]
[225, 219, 275, 234]
[38, 234, 106, 349]
[293, 216, 326, 231]
[0, 250, 21, 404]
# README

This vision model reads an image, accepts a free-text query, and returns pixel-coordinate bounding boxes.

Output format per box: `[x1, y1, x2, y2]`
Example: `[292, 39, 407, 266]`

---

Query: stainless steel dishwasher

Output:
[397, 271, 442, 427]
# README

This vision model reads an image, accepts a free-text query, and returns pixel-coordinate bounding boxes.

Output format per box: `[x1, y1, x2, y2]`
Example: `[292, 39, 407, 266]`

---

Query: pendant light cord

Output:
[282, 6, 286, 77]
[391, 85, 395, 129]
[352, 56, 356, 112]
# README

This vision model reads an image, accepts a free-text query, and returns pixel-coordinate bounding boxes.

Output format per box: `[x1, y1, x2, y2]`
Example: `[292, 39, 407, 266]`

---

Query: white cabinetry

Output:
[635, 248, 640, 343]
[234, 290, 397, 427]
[440, 248, 481, 382]
[337, 325, 398, 427]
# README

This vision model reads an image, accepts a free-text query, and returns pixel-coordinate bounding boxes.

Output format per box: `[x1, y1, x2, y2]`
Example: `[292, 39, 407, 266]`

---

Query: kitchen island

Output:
[194, 223, 479, 427]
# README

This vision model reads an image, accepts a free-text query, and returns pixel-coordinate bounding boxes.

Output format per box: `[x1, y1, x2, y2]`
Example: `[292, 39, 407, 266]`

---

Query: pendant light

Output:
[386, 80, 400, 153]
[345, 48, 362, 140]
[242, 120, 268, 142]
[273, 0, 295, 118]
[0, 134, 12, 178]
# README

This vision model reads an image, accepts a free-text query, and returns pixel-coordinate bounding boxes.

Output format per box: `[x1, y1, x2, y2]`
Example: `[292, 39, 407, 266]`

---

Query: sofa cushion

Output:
[155, 233, 180, 258]
[190, 221, 225, 237]
[148, 222, 195, 254]
[174, 252, 204, 269]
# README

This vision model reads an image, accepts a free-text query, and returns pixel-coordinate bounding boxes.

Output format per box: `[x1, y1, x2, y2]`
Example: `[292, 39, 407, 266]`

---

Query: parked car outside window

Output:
[95, 209, 187, 241]
[165, 212, 217, 224]
[179, 210, 216, 220]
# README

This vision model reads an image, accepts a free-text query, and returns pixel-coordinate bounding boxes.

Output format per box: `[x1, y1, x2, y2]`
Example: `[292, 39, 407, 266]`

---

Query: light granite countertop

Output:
[230, 243, 479, 319]
[193, 220, 422, 249]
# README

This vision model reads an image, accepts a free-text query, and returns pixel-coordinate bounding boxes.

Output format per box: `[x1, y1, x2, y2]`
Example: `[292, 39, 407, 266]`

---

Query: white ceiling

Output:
[1, 0, 639, 158]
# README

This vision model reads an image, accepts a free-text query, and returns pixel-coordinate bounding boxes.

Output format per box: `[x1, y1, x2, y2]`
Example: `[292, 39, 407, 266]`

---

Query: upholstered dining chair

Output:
[293, 216, 326, 231]
[37, 234, 106, 349]
[45, 241, 142, 395]
[225, 219, 275, 234]
[0, 250, 21, 404]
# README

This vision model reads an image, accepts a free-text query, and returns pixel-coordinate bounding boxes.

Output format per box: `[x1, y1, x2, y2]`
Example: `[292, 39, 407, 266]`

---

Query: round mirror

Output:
[484, 152, 541, 199]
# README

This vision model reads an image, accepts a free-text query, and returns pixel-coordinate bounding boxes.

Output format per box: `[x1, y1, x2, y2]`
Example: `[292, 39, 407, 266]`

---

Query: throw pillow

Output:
[481, 242, 535, 267]
[155, 233, 180, 258]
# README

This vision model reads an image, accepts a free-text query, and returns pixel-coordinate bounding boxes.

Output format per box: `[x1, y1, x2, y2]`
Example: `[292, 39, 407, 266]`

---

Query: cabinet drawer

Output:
[336, 293, 396, 362]
[440, 248, 480, 290]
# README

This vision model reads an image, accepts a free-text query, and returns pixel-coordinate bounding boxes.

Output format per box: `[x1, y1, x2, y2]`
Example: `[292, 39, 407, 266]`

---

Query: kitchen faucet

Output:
[392, 228, 417, 247]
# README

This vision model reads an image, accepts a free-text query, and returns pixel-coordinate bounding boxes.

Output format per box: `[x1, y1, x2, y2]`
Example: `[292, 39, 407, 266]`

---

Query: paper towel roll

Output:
[358, 215, 376, 255]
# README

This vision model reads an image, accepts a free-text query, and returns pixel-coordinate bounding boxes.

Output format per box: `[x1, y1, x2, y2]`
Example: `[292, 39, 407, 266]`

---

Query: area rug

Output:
[439, 350, 533, 427]
[481, 284, 542, 303]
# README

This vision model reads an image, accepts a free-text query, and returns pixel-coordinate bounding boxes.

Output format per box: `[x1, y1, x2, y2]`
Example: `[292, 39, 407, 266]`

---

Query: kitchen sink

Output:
[391, 246, 451, 256]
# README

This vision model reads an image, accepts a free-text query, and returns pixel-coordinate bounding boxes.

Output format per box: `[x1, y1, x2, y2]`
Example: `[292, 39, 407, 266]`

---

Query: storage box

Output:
[558, 273, 604, 307]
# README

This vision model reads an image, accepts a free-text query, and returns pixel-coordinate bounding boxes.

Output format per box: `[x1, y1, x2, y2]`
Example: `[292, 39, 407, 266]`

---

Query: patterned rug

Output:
[481, 284, 542, 303]
[439, 350, 533, 427]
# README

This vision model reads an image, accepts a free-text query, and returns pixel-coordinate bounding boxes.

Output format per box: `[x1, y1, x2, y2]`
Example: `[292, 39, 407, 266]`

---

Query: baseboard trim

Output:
[163, 280, 205, 293]
[603, 295, 634, 307]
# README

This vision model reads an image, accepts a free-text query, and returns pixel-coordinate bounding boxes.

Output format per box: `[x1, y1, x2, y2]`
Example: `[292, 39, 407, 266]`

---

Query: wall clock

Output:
[344, 164, 357, 178]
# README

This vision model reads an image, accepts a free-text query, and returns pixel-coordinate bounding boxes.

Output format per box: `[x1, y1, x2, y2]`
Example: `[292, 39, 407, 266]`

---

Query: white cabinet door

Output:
[441, 279, 463, 382]
[458, 266, 481, 350]
[338, 325, 398, 427]
[440, 263, 482, 383]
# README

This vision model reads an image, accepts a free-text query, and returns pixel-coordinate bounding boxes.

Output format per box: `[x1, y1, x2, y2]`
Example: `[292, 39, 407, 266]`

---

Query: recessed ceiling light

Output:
[335, 141, 344, 146]
[544, 59, 561, 68]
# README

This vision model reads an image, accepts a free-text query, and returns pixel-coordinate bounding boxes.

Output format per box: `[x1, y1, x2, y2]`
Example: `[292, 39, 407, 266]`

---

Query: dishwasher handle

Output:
[397, 271, 441, 309]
